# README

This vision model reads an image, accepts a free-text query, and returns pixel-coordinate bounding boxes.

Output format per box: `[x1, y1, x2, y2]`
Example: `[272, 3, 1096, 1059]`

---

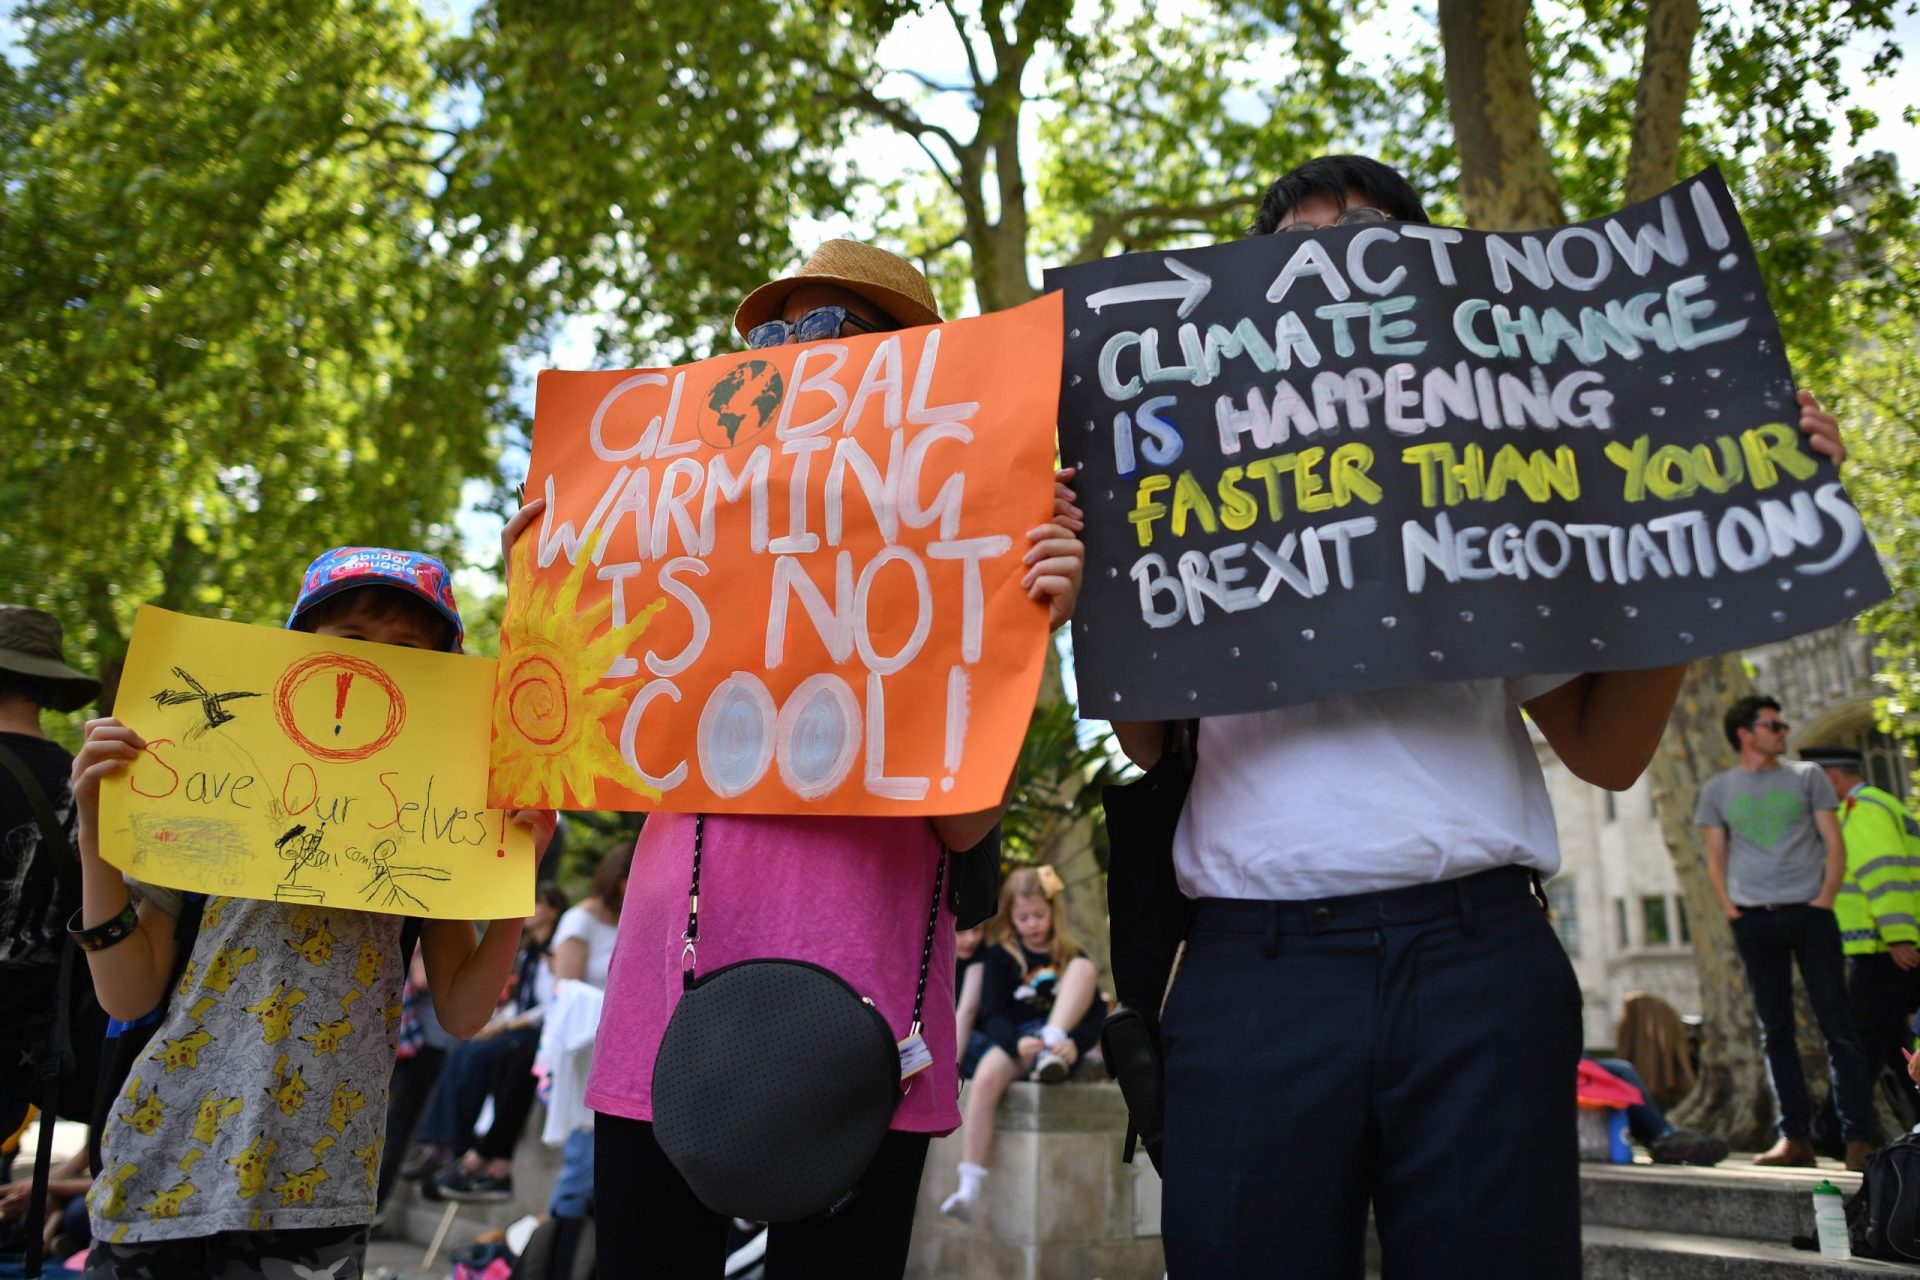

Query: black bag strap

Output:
[22, 939, 73, 1278]
[682, 815, 947, 1034]
[0, 740, 76, 903]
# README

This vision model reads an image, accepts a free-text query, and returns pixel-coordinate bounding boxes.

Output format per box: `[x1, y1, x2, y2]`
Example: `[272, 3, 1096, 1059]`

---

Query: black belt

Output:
[1190, 865, 1546, 936]
[1734, 901, 1813, 912]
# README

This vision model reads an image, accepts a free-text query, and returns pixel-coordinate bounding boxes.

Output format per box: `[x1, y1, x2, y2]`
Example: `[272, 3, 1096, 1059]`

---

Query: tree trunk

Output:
[1437, 0, 1566, 229]
[1625, 0, 1701, 206]
[1650, 657, 1785, 1147]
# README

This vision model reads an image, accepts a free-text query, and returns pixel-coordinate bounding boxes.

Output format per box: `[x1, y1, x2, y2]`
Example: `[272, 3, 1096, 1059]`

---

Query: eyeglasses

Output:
[744, 305, 887, 350]
[1755, 719, 1790, 732]
[1278, 206, 1394, 233]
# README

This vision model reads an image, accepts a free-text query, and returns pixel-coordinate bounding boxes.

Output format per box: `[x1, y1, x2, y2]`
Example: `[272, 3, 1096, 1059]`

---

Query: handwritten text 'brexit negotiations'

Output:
[100, 606, 535, 919]
[489, 294, 1062, 815]
[1044, 169, 1890, 721]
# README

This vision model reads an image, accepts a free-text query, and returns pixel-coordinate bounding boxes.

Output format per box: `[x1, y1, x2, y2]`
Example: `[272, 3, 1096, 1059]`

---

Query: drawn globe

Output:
[697, 358, 784, 450]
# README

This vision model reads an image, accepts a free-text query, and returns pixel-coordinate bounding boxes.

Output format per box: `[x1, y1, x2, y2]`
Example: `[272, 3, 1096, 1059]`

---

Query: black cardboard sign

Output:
[1044, 169, 1890, 722]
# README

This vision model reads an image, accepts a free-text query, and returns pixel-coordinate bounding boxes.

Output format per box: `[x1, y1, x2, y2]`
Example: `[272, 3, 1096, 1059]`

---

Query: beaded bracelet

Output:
[68, 902, 139, 952]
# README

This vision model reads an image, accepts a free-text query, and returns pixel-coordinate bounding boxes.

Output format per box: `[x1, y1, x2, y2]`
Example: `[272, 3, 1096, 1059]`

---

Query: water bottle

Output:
[1607, 1110, 1632, 1164]
[1812, 1179, 1850, 1260]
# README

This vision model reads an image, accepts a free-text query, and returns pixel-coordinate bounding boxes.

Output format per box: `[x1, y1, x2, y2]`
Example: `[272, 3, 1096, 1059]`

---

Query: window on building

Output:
[1676, 895, 1691, 945]
[1642, 896, 1671, 947]
[1615, 898, 1630, 950]
[1546, 878, 1580, 958]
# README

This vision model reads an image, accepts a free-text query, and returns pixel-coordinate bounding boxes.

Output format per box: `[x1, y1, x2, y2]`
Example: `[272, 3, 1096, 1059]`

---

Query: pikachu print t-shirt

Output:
[89, 884, 405, 1243]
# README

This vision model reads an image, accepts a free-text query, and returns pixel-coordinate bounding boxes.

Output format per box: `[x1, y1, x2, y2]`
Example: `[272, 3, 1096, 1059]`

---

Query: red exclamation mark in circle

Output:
[333, 672, 352, 736]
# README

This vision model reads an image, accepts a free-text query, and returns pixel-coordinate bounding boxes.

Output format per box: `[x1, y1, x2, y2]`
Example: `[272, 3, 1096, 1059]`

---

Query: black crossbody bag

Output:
[651, 815, 947, 1222]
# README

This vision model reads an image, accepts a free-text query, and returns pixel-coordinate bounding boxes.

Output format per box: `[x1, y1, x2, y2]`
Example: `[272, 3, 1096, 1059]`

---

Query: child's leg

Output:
[942, 1045, 1019, 1220]
[961, 1046, 1019, 1168]
[1047, 957, 1098, 1038]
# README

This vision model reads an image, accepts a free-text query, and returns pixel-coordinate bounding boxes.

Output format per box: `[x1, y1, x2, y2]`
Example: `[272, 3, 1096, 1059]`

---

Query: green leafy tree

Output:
[0, 0, 526, 702]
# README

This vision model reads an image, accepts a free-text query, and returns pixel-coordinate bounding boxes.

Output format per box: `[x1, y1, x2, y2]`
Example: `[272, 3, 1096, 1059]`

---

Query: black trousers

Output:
[1850, 952, 1920, 1086]
[1731, 904, 1874, 1142]
[376, 1045, 445, 1207]
[1159, 866, 1582, 1280]
[594, 1113, 929, 1279]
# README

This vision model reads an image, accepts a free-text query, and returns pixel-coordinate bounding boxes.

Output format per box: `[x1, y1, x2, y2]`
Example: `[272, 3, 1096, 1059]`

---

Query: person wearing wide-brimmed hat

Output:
[499, 239, 1084, 1278]
[0, 605, 101, 1141]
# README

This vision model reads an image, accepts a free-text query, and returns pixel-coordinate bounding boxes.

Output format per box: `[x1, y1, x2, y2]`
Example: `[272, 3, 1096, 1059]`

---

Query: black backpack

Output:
[1847, 1131, 1920, 1261]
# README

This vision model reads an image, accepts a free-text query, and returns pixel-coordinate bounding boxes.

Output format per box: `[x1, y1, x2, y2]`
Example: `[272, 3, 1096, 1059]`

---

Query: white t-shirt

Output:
[1172, 675, 1575, 901]
[551, 904, 620, 989]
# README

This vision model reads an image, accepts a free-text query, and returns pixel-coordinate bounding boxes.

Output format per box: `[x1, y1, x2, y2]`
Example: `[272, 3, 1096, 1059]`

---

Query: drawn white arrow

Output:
[1084, 256, 1212, 319]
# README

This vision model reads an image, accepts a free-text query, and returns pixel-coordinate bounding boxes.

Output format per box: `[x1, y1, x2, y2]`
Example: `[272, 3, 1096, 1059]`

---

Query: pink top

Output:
[585, 812, 960, 1135]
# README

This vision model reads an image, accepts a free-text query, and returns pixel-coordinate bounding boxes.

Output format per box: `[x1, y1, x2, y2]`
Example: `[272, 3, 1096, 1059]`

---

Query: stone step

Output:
[1582, 1225, 1913, 1277]
[1581, 1158, 1861, 1244]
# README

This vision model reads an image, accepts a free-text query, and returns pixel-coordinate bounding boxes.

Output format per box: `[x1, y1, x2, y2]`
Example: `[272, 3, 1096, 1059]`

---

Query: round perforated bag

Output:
[652, 958, 900, 1222]
[648, 817, 947, 1223]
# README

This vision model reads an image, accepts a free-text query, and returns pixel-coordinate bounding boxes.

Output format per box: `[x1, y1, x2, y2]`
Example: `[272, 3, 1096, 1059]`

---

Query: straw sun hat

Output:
[732, 239, 943, 339]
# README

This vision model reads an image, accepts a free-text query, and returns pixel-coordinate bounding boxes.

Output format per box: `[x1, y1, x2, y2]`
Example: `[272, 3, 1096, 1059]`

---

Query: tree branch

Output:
[886, 66, 973, 97]
[800, 53, 971, 158]
[938, 0, 988, 94]
[1074, 194, 1258, 261]
[1625, 0, 1701, 203]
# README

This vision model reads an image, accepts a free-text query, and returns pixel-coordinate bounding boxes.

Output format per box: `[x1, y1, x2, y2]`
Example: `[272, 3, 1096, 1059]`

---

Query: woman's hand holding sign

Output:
[1024, 467, 1087, 631]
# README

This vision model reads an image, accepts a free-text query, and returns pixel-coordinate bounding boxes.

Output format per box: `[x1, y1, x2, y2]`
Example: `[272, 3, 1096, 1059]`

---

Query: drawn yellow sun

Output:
[490, 533, 667, 809]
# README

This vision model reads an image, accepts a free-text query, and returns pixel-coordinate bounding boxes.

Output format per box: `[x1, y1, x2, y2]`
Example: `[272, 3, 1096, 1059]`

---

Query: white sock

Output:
[1040, 1025, 1067, 1050]
[940, 1162, 988, 1221]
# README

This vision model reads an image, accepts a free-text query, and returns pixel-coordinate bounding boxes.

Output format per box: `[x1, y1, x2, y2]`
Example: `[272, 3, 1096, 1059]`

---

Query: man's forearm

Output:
[1705, 841, 1736, 915]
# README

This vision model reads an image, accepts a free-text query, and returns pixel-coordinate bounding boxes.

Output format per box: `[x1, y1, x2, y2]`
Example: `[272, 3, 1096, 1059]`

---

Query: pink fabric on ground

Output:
[586, 812, 960, 1135]
[1577, 1058, 1645, 1109]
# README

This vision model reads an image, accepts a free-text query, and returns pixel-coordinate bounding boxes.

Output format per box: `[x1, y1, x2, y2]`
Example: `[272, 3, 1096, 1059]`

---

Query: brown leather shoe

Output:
[1753, 1137, 1818, 1167]
[1846, 1140, 1877, 1172]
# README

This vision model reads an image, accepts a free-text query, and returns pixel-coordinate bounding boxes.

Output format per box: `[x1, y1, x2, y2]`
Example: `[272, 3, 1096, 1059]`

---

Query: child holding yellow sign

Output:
[66, 549, 557, 1280]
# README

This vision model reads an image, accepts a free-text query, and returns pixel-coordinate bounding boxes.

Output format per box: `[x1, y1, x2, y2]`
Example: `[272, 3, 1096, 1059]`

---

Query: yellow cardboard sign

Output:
[99, 606, 533, 919]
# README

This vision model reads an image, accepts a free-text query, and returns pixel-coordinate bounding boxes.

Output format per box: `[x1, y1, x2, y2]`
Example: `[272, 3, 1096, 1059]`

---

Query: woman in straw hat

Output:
[502, 240, 1083, 1278]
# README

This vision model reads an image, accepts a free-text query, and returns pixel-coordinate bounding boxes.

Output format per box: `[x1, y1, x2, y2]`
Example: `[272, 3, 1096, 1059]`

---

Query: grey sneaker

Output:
[1031, 1050, 1070, 1083]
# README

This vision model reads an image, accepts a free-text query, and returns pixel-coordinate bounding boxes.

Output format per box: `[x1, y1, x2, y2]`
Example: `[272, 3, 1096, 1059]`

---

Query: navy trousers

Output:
[1160, 866, 1582, 1279]
[1729, 904, 1874, 1142]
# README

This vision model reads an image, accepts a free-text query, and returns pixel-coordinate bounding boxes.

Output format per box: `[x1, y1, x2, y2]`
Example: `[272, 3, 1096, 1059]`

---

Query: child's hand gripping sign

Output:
[491, 294, 1063, 815]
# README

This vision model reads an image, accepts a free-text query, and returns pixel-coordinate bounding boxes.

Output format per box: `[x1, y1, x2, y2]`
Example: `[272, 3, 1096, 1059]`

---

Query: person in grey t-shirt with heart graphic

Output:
[1697, 694, 1874, 1170]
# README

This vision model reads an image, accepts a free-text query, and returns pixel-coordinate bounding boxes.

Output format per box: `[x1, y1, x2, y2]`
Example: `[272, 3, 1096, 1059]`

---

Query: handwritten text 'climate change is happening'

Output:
[1096, 185, 1864, 628]
[530, 332, 1011, 807]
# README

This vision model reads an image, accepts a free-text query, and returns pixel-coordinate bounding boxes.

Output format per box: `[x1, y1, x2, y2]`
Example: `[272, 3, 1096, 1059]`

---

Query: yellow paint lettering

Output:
[1216, 467, 1259, 531]
[1170, 471, 1219, 537]
[1329, 443, 1382, 506]
[1293, 447, 1332, 513]
[1129, 474, 1172, 548]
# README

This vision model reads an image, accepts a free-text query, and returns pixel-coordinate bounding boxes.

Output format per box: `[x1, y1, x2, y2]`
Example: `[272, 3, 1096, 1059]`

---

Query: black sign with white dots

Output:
[1045, 168, 1890, 721]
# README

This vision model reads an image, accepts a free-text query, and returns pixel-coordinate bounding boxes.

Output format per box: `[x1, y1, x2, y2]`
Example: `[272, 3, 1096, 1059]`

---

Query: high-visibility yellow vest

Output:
[1836, 784, 1920, 956]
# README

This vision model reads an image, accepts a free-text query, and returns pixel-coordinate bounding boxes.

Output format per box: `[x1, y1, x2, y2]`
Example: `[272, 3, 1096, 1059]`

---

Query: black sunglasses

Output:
[1278, 207, 1394, 233]
[1755, 719, 1790, 732]
[745, 305, 887, 349]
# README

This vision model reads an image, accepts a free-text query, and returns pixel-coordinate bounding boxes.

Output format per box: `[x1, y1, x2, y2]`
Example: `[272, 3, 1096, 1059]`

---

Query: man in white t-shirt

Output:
[1108, 154, 1851, 1280]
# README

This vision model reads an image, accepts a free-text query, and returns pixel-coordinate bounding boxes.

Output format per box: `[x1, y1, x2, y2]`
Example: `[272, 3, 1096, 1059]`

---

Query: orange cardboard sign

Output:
[489, 294, 1063, 815]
